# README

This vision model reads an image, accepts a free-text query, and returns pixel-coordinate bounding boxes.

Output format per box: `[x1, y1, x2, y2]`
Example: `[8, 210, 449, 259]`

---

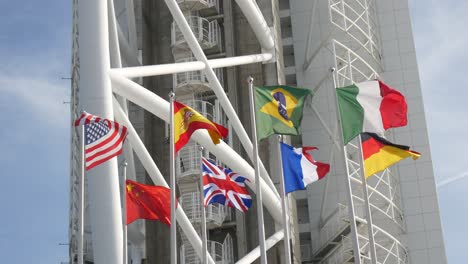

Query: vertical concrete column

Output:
[77, 1, 123, 263]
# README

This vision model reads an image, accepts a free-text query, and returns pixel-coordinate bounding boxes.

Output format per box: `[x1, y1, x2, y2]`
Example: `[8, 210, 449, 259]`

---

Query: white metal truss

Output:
[70, 0, 408, 263]
[301, 0, 408, 263]
[329, 36, 408, 264]
[69, 0, 288, 263]
[328, 0, 382, 69]
[330, 0, 406, 261]
[68, 0, 82, 262]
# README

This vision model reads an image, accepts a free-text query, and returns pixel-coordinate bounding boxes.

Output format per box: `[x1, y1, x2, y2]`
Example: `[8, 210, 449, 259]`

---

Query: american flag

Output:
[202, 158, 252, 212]
[74, 111, 128, 171]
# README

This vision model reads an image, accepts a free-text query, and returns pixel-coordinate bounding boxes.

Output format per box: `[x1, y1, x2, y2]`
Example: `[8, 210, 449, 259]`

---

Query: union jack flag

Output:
[74, 111, 128, 170]
[202, 158, 252, 212]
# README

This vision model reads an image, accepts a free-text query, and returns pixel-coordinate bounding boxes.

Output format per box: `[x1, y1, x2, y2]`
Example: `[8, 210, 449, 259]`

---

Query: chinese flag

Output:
[174, 101, 229, 153]
[126, 179, 174, 225]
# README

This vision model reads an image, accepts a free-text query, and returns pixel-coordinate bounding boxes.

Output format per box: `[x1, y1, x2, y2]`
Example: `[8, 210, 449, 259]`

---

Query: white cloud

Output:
[0, 59, 70, 128]
[438, 171, 468, 188]
[412, 0, 468, 184]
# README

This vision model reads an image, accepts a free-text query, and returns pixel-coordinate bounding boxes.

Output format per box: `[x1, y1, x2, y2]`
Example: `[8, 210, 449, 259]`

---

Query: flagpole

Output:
[169, 92, 177, 264]
[247, 76, 267, 264]
[199, 146, 208, 264]
[331, 67, 362, 264]
[358, 135, 378, 264]
[122, 161, 128, 264]
[78, 125, 85, 264]
[276, 135, 291, 264]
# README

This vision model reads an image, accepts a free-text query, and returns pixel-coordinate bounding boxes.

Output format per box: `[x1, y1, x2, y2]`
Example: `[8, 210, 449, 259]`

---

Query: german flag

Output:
[361, 132, 420, 178]
[174, 101, 228, 153]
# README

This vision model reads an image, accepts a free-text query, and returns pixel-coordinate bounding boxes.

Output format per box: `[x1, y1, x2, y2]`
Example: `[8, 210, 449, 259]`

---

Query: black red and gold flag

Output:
[361, 132, 420, 178]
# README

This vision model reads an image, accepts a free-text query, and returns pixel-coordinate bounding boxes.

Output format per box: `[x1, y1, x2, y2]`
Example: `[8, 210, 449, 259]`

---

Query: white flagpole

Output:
[331, 67, 362, 264]
[357, 135, 378, 264]
[169, 92, 177, 264]
[122, 161, 128, 264]
[276, 135, 291, 264]
[247, 76, 267, 264]
[78, 125, 85, 264]
[199, 146, 208, 264]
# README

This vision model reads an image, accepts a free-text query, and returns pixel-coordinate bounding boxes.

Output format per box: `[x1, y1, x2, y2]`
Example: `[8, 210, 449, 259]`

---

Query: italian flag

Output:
[336, 80, 407, 144]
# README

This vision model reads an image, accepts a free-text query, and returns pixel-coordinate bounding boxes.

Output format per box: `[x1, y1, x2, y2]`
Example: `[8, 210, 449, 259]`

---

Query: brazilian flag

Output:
[255, 85, 312, 141]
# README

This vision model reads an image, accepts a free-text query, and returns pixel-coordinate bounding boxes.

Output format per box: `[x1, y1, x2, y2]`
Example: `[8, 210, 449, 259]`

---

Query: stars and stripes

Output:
[74, 111, 104, 126]
[202, 158, 252, 212]
[74, 111, 128, 170]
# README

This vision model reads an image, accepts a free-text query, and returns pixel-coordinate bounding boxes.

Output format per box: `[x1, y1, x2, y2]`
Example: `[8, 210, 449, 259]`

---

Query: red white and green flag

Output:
[336, 80, 407, 144]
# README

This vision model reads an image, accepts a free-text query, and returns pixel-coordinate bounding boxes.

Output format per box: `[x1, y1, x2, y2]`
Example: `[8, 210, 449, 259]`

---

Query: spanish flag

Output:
[361, 132, 420, 178]
[174, 101, 229, 153]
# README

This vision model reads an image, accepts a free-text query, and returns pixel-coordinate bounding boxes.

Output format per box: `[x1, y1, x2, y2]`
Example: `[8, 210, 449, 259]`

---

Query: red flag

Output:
[126, 179, 175, 225]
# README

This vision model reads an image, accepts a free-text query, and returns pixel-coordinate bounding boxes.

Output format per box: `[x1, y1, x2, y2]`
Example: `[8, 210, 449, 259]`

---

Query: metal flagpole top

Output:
[169, 90, 177, 264]
[248, 76, 254, 84]
[247, 74, 267, 264]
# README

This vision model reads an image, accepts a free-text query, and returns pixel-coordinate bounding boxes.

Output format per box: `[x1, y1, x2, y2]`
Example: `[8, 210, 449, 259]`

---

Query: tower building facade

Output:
[69, 0, 447, 263]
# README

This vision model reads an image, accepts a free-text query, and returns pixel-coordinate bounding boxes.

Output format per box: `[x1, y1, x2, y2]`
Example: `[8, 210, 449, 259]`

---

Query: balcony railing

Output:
[180, 234, 234, 264]
[171, 16, 222, 53]
[179, 192, 230, 226]
[176, 0, 220, 15]
[177, 142, 203, 180]
[173, 57, 224, 94]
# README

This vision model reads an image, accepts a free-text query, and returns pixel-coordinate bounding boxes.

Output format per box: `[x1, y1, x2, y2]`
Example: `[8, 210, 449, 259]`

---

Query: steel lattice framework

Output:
[69, 0, 410, 263]
[69, 0, 283, 263]
[302, 1, 408, 263]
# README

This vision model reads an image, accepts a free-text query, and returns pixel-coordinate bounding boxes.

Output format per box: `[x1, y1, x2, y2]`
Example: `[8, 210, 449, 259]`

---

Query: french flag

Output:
[281, 142, 330, 194]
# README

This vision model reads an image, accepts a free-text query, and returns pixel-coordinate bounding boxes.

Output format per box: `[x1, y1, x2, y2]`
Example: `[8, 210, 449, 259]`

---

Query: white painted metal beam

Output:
[117, 21, 141, 66]
[234, 0, 275, 52]
[235, 230, 284, 264]
[77, 0, 122, 263]
[113, 97, 216, 264]
[110, 74, 284, 222]
[108, 0, 137, 182]
[109, 53, 273, 78]
[164, 0, 280, 198]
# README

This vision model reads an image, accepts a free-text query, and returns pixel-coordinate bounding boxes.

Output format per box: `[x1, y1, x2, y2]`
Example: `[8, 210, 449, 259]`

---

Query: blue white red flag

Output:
[202, 158, 252, 212]
[74, 111, 128, 171]
[281, 142, 330, 194]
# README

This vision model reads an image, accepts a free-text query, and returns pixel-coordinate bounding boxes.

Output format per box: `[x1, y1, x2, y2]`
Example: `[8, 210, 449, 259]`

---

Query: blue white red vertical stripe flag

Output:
[281, 142, 330, 193]
[74, 111, 128, 170]
[201, 158, 252, 212]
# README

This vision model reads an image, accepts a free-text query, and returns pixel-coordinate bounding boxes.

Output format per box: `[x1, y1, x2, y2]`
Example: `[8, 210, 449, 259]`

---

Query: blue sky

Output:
[0, 0, 466, 263]
[411, 0, 468, 262]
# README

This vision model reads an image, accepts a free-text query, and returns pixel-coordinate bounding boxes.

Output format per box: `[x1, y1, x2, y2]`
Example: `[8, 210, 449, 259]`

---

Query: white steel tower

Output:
[279, 0, 447, 263]
[68, 0, 447, 263]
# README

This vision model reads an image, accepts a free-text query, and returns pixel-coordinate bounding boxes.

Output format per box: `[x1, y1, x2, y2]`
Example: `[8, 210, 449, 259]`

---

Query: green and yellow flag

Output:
[255, 85, 312, 141]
